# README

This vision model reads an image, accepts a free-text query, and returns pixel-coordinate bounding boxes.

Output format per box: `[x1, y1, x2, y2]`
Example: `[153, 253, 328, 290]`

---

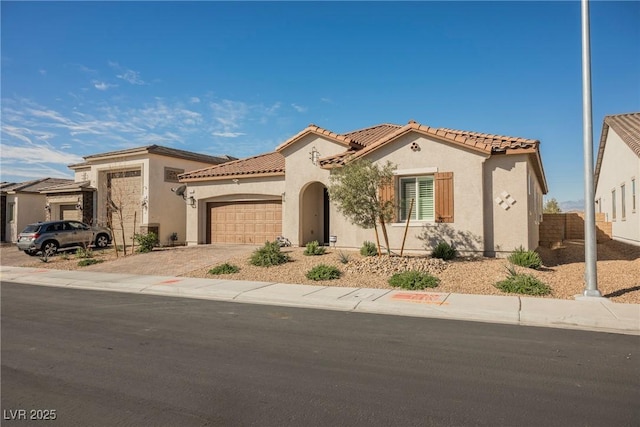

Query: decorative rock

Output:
[344, 255, 449, 276]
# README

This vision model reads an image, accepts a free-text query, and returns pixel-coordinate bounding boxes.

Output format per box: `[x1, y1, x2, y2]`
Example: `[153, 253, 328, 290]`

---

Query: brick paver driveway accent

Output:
[1, 244, 257, 277]
[81, 244, 258, 276]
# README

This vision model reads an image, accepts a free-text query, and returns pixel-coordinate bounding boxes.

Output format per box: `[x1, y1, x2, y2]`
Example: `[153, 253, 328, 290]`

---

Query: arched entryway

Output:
[299, 182, 330, 245]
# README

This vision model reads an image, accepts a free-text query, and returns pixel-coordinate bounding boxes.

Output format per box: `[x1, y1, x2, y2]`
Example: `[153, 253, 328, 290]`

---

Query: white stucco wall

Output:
[483, 154, 532, 255]
[6, 193, 47, 242]
[280, 134, 353, 246]
[147, 155, 223, 245]
[594, 130, 640, 246]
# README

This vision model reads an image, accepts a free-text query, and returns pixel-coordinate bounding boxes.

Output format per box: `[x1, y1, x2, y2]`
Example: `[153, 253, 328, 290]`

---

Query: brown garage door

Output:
[207, 201, 282, 244]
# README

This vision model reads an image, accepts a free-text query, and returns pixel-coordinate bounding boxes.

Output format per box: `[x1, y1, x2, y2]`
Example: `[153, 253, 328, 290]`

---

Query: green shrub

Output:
[134, 232, 158, 253]
[360, 241, 378, 257]
[306, 264, 341, 281]
[431, 241, 457, 260]
[208, 263, 240, 275]
[78, 258, 104, 267]
[338, 251, 351, 264]
[495, 265, 551, 296]
[388, 270, 440, 290]
[507, 246, 542, 270]
[75, 247, 94, 259]
[250, 241, 290, 267]
[303, 240, 326, 256]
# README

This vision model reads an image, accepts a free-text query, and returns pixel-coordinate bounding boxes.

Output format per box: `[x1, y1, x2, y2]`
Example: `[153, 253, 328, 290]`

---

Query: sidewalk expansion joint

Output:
[231, 282, 278, 300]
[302, 286, 329, 297]
[600, 301, 619, 319]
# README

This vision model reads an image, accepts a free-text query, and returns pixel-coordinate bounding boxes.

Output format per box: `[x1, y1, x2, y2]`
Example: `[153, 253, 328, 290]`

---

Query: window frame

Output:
[7, 202, 15, 222]
[611, 188, 617, 221]
[399, 175, 435, 222]
[621, 183, 626, 221]
[632, 178, 636, 213]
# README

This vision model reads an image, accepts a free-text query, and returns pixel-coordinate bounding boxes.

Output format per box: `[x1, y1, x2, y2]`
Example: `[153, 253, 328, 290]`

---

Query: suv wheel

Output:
[42, 240, 58, 257]
[94, 233, 109, 248]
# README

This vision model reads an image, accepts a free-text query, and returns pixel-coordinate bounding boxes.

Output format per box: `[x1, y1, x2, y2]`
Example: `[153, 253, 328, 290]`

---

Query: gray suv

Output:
[17, 220, 112, 256]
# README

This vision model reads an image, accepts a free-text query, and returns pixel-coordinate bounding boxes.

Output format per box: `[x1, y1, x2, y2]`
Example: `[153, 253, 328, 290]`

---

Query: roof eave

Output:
[179, 171, 285, 183]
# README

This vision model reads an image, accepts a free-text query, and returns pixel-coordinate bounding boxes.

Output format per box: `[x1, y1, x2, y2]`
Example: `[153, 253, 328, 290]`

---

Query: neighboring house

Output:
[1, 178, 73, 242]
[594, 112, 640, 246]
[50, 145, 234, 247]
[180, 120, 547, 256]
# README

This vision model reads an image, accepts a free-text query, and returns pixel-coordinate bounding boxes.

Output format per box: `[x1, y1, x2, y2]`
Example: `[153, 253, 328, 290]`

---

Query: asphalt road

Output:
[2, 283, 638, 427]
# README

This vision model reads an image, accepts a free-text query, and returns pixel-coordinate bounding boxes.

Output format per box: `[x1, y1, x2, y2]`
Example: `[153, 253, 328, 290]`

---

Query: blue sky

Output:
[1, 1, 639, 205]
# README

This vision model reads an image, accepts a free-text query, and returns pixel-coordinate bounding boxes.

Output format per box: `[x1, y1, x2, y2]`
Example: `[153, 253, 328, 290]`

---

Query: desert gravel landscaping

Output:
[3, 240, 638, 304]
[185, 240, 639, 304]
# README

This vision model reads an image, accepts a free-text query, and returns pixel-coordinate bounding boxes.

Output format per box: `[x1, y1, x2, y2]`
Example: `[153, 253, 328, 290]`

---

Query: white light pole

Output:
[580, 0, 601, 298]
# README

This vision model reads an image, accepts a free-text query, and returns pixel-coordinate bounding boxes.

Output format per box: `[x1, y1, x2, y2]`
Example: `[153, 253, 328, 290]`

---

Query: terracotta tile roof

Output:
[319, 120, 539, 167]
[436, 127, 539, 152]
[181, 119, 545, 193]
[0, 178, 74, 194]
[341, 123, 402, 146]
[179, 151, 285, 181]
[276, 124, 362, 152]
[71, 145, 235, 168]
[594, 112, 640, 191]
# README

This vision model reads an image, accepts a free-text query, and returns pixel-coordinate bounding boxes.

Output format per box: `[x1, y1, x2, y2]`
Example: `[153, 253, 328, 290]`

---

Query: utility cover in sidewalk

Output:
[391, 292, 448, 305]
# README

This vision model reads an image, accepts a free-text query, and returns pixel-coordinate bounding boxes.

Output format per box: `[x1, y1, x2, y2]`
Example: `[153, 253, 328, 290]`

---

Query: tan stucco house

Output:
[1, 178, 73, 242]
[180, 120, 548, 256]
[44, 145, 234, 246]
[594, 112, 639, 246]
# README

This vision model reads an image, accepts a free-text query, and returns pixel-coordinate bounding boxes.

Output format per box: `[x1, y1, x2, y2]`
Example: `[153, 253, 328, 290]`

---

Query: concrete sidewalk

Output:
[1, 266, 638, 335]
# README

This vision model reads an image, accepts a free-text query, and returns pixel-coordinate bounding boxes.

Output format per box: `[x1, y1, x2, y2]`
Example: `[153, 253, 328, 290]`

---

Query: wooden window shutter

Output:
[379, 180, 397, 223]
[435, 172, 454, 223]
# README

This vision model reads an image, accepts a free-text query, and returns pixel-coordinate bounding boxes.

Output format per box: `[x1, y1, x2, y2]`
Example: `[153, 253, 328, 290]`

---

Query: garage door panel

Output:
[207, 200, 282, 244]
[60, 205, 80, 221]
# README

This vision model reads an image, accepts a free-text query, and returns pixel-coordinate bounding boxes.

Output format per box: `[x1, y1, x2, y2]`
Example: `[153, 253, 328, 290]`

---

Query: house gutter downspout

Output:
[580, 0, 601, 298]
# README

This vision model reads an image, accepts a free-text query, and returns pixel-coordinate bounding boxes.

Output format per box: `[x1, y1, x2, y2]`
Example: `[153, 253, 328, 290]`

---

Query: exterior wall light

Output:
[309, 147, 320, 165]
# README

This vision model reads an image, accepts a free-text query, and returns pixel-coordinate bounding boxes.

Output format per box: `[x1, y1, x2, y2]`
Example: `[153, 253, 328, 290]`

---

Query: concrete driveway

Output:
[0, 244, 258, 277]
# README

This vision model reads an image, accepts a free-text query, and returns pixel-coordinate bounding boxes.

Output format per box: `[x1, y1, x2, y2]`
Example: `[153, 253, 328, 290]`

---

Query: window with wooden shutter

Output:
[435, 172, 454, 223]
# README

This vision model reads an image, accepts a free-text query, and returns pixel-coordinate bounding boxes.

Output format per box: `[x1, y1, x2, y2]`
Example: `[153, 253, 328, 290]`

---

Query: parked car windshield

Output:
[21, 224, 41, 233]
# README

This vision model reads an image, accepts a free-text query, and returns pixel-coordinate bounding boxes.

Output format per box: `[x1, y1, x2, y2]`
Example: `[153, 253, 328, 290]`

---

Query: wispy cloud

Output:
[210, 100, 249, 135]
[291, 103, 308, 113]
[39, 69, 47, 76]
[1, 144, 83, 165]
[320, 97, 333, 104]
[1, 94, 305, 182]
[212, 131, 245, 138]
[109, 61, 146, 85]
[117, 69, 145, 85]
[93, 81, 117, 91]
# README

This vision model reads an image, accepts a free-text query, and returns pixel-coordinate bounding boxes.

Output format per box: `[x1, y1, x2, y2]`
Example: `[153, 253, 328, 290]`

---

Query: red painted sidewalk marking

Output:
[392, 292, 448, 305]
[159, 279, 182, 285]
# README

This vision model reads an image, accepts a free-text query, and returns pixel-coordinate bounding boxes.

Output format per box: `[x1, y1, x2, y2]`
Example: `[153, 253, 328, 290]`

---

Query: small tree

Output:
[328, 159, 396, 255]
[543, 198, 562, 214]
